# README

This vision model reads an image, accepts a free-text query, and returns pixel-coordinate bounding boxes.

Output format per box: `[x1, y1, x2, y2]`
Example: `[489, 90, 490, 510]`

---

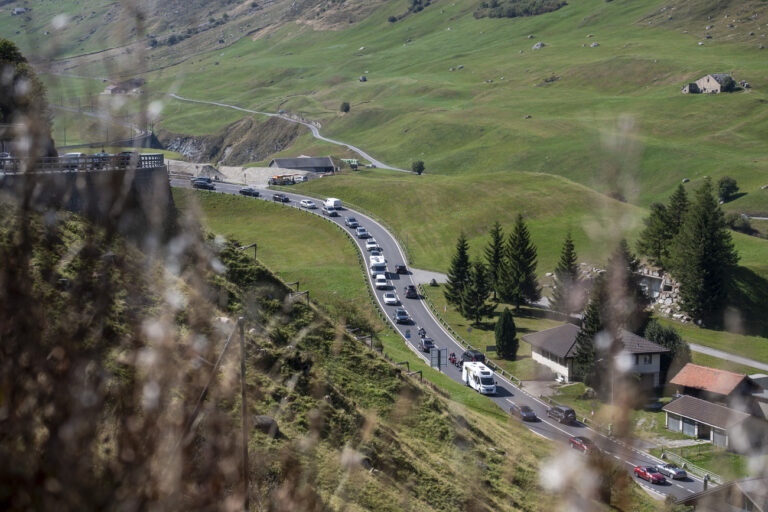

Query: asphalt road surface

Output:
[172, 178, 709, 501]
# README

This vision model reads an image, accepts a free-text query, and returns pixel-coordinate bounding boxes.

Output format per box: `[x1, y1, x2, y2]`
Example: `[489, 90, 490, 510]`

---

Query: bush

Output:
[718, 176, 739, 202]
[340, 102, 350, 113]
[411, 160, 425, 175]
[388, 15, 397, 23]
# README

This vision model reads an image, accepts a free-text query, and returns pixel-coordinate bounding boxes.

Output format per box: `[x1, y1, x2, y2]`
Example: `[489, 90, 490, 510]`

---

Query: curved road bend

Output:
[167, 94, 410, 173]
[171, 179, 707, 501]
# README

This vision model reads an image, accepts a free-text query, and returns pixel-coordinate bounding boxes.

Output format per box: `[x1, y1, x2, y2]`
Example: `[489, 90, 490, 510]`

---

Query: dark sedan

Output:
[509, 403, 537, 421]
[272, 193, 290, 202]
[239, 187, 260, 197]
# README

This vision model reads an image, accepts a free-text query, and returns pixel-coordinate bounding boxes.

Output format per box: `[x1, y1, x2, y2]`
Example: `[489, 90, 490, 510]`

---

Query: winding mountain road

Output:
[168, 94, 410, 173]
[172, 178, 712, 502]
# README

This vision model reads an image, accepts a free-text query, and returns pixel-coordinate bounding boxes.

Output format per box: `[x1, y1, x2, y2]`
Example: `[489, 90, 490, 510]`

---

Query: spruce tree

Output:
[602, 240, 649, 334]
[551, 231, 581, 314]
[499, 214, 540, 310]
[572, 293, 604, 388]
[484, 221, 504, 300]
[460, 261, 495, 325]
[495, 308, 518, 360]
[666, 183, 689, 233]
[671, 179, 739, 324]
[636, 203, 670, 267]
[444, 233, 471, 309]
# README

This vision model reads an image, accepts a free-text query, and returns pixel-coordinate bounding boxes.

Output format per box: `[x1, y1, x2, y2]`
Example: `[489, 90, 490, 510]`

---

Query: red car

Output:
[634, 466, 666, 484]
[569, 436, 597, 453]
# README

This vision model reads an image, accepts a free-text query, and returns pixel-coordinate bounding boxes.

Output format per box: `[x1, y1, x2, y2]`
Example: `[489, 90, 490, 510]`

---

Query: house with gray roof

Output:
[268, 156, 335, 173]
[663, 395, 768, 451]
[677, 475, 768, 511]
[682, 73, 735, 94]
[521, 324, 668, 387]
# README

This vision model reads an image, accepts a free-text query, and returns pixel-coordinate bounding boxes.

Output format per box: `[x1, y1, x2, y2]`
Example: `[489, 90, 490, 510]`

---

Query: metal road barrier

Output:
[660, 449, 723, 484]
[0, 153, 164, 173]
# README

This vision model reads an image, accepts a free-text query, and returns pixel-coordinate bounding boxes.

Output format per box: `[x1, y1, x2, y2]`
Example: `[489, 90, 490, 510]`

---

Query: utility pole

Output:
[237, 316, 250, 512]
[239, 317, 249, 511]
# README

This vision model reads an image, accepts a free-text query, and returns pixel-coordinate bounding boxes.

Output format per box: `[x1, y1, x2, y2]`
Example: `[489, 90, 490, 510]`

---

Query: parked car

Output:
[383, 292, 399, 305]
[419, 337, 435, 352]
[345, 216, 359, 228]
[365, 239, 379, 251]
[62, 152, 88, 169]
[239, 187, 259, 197]
[191, 176, 212, 184]
[322, 205, 340, 217]
[394, 264, 407, 274]
[116, 151, 140, 169]
[509, 403, 538, 421]
[272, 193, 290, 202]
[658, 463, 687, 480]
[461, 350, 485, 364]
[569, 436, 597, 453]
[404, 285, 419, 299]
[299, 199, 316, 209]
[375, 274, 388, 289]
[634, 466, 666, 484]
[91, 151, 112, 169]
[546, 405, 576, 425]
[192, 180, 215, 190]
[356, 227, 369, 238]
[393, 308, 410, 324]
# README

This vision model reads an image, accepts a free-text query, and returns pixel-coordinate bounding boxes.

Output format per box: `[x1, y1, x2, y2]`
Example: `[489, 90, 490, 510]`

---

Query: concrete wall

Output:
[531, 348, 571, 382]
[0, 163, 175, 246]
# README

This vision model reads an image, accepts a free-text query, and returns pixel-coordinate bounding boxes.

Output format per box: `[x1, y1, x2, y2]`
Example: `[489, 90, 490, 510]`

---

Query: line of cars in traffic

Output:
[1, 151, 142, 171]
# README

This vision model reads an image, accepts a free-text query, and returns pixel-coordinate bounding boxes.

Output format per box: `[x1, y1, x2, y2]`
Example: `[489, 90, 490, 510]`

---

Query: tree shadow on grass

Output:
[726, 266, 768, 337]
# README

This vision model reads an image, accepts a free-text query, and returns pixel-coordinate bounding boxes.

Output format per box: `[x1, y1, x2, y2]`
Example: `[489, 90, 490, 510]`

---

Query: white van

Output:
[369, 255, 387, 277]
[462, 362, 496, 395]
[325, 197, 342, 209]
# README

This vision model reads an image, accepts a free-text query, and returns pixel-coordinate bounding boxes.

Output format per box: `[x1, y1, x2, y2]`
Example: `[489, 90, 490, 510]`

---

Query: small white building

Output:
[12, 7, 28, 15]
[521, 324, 668, 388]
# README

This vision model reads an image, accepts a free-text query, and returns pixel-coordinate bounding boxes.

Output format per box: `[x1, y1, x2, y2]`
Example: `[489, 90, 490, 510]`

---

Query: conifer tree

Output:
[460, 261, 495, 325]
[636, 203, 670, 266]
[484, 221, 504, 300]
[671, 179, 739, 324]
[572, 291, 604, 388]
[602, 240, 649, 334]
[667, 184, 689, 232]
[499, 214, 540, 310]
[495, 308, 518, 360]
[551, 231, 581, 314]
[444, 233, 471, 309]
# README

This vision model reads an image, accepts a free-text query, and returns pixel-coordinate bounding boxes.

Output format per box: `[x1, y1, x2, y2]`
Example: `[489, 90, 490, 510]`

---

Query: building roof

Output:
[269, 157, 334, 170]
[708, 73, 733, 84]
[521, 323, 581, 359]
[620, 329, 669, 354]
[670, 363, 748, 396]
[521, 324, 668, 359]
[662, 395, 751, 430]
[677, 475, 768, 511]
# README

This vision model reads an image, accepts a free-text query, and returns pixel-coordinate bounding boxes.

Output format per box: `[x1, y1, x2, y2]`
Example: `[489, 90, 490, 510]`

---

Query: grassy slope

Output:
[140, 0, 768, 212]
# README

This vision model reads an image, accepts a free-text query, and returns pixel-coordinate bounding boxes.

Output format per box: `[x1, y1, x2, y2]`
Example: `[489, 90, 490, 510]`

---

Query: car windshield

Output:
[648, 468, 660, 474]
[480, 377, 494, 385]
[349, 218, 356, 222]
[521, 406, 532, 413]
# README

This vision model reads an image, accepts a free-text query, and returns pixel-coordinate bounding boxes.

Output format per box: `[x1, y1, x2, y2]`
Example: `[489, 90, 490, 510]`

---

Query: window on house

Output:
[642, 354, 652, 365]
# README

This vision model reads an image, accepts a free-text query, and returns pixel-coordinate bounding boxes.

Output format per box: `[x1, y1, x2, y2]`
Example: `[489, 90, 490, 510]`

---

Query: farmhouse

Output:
[268, 156, 335, 173]
[681, 73, 735, 94]
[12, 7, 27, 15]
[521, 324, 668, 387]
[662, 395, 768, 451]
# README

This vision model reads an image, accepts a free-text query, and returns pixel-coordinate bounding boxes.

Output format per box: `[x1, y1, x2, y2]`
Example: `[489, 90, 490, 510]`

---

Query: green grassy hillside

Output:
[129, 0, 766, 214]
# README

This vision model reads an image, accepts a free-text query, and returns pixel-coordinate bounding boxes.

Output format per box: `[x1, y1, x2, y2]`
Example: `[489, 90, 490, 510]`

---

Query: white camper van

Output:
[369, 255, 387, 277]
[462, 362, 496, 395]
[325, 197, 342, 209]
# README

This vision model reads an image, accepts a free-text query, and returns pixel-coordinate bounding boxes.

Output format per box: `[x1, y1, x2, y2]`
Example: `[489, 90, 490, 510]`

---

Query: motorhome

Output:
[462, 362, 496, 395]
[369, 255, 387, 277]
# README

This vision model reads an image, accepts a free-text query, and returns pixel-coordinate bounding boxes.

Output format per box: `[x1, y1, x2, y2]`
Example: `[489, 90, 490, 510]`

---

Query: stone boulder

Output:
[252, 415, 280, 438]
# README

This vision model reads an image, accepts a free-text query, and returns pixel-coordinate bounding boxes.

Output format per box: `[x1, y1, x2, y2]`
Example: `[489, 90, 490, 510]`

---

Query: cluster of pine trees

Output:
[636, 180, 739, 324]
[444, 214, 540, 326]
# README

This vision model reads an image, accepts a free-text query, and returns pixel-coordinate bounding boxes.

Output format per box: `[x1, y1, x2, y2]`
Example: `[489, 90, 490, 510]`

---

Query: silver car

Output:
[658, 463, 687, 480]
